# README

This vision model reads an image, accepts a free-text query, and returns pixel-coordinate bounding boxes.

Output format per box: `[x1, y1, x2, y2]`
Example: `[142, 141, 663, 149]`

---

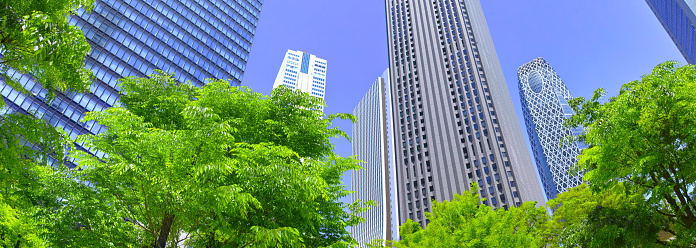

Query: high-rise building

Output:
[646, 0, 696, 64]
[351, 69, 394, 247]
[517, 58, 584, 200]
[1, 0, 263, 165]
[385, 0, 545, 228]
[272, 50, 327, 99]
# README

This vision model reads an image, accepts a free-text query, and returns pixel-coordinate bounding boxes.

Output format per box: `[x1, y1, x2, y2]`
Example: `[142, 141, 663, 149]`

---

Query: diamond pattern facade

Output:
[518, 58, 583, 200]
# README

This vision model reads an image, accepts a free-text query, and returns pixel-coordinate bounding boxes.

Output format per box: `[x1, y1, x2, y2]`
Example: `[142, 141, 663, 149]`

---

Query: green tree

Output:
[1, 0, 96, 242]
[567, 61, 696, 245]
[1, 0, 94, 106]
[0, 112, 79, 247]
[0, 195, 46, 248]
[44, 72, 365, 247]
[545, 183, 668, 247]
[394, 184, 548, 248]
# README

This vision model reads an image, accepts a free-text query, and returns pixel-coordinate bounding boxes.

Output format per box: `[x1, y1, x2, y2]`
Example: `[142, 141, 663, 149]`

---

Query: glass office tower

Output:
[351, 69, 394, 247]
[272, 49, 327, 99]
[385, 0, 545, 228]
[518, 58, 583, 200]
[0, 0, 262, 164]
[646, 0, 696, 64]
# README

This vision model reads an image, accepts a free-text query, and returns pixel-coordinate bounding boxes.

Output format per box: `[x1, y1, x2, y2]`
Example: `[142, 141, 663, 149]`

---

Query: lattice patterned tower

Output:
[385, 0, 546, 228]
[645, 0, 696, 64]
[1, 0, 263, 165]
[517, 58, 584, 200]
[351, 69, 393, 247]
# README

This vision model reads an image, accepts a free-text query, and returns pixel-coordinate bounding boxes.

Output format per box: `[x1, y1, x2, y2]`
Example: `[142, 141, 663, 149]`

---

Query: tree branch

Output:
[624, 175, 655, 189]
[655, 209, 677, 218]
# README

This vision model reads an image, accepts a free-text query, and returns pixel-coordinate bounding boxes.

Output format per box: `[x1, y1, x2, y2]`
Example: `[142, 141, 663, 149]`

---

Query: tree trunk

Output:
[155, 214, 175, 248]
[14, 235, 21, 248]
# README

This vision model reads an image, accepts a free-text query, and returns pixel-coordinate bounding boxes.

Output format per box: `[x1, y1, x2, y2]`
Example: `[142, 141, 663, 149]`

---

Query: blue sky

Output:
[241, 0, 686, 203]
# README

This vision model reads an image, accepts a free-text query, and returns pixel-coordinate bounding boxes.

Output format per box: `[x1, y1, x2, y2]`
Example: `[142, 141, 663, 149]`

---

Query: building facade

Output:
[1, 0, 262, 164]
[351, 69, 394, 247]
[646, 0, 696, 64]
[272, 50, 327, 99]
[518, 58, 584, 200]
[385, 0, 545, 228]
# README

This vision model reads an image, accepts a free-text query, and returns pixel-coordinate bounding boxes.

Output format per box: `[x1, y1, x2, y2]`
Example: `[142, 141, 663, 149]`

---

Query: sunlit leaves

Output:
[566, 62, 696, 244]
[1, 2, 96, 242]
[393, 185, 548, 248]
[56, 73, 363, 247]
[1, 0, 95, 107]
[544, 184, 667, 248]
[0, 196, 46, 248]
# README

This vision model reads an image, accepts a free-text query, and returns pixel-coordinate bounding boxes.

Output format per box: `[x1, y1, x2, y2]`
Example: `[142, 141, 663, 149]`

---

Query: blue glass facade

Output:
[646, 0, 696, 64]
[0, 0, 262, 166]
[518, 58, 584, 200]
[300, 52, 311, 74]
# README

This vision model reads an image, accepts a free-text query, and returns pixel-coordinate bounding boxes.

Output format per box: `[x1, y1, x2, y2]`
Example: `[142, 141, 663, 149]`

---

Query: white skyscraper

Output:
[273, 50, 327, 99]
[351, 69, 395, 247]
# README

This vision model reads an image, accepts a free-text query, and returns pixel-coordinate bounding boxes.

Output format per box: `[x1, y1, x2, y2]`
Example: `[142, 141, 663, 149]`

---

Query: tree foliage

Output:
[567, 61, 696, 245]
[1, 0, 95, 244]
[385, 184, 670, 248]
[1, 0, 94, 106]
[545, 184, 668, 247]
[0, 112, 75, 247]
[0, 195, 46, 248]
[393, 184, 548, 248]
[42, 72, 364, 247]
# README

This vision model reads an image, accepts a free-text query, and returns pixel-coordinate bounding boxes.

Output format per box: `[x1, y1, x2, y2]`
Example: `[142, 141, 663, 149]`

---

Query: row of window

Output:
[182, 0, 255, 50]
[79, 3, 239, 84]
[649, 0, 696, 62]
[113, 0, 250, 72]
[131, 0, 247, 71]
[0, 72, 105, 158]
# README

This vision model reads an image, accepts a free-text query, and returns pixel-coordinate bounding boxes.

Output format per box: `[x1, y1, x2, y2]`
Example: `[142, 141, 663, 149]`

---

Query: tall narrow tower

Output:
[385, 0, 545, 227]
[518, 58, 584, 200]
[645, 0, 696, 64]
[351, 69, 393, 247]
[272, 50, 327, 99]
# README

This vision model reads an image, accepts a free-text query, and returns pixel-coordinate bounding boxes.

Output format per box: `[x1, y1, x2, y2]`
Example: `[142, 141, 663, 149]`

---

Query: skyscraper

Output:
[272, 50, 327, 99]
[1, 0, 263, 164]
[518, 58, 584, 200]
[351, 69, 394, 247]
[385, 0, 545, 227]
[646, 0, 696, 64]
